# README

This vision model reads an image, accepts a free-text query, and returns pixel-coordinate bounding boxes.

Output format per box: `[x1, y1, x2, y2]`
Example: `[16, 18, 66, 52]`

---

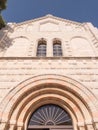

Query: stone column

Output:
[85, 120, 95, 130]
[9, 124, 15, 130]
[78, 122, 86, 130]
[17, 126, 23, 130]
[0, 121, 9, 130]
[93, 118, 98, 130]
[94, 122, 98, 130]
[78, 126, 86, 130]
[17, 122, 24, 130]
[86, 124, 95, 130]
[0, 122, 7, 130]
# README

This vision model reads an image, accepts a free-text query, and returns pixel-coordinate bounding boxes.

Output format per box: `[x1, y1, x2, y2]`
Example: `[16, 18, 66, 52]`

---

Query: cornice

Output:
[0, 57, 98, 60]
[15, 14, 84, 27]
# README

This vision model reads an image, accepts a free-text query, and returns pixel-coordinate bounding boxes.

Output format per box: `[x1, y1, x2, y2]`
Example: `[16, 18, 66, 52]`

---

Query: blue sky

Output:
[2, 0, 98, 27]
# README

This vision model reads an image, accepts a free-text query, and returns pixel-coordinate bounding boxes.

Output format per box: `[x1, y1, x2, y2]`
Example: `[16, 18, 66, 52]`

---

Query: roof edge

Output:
[15, 14, 84, 27]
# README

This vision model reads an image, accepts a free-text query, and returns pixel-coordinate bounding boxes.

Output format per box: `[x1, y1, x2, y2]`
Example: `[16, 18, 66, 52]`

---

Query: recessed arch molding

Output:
[0, 74, 98, 130]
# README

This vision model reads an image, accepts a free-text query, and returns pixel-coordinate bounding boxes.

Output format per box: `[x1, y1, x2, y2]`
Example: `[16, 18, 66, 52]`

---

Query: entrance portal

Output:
[27, 104, 73, 130]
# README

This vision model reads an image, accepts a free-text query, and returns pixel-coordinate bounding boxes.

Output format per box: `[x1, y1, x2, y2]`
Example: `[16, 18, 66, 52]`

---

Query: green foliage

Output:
[0, 0, 7, 29]
[0, 15, 5, 29]
[0, 0, 7, 10]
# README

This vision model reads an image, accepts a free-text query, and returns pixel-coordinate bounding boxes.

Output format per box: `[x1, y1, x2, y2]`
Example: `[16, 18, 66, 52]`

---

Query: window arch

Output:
[53, 39, 62, 56]
[28, 104, 72, 126]
[37, 38, 47, 57]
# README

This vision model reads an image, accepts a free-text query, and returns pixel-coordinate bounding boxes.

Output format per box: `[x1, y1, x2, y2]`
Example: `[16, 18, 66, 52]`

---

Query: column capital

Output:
[78, 122, 85, 127]
[9, 120, 17, 125]
[85, 120, 92, 125]
[17, 122, 24, 127]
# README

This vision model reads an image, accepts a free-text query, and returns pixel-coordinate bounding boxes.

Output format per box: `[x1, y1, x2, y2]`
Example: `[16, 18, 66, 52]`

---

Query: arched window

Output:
[28, 104, 72, 127]
[53, 39, 62, 56]
[37, 39, 46, 57]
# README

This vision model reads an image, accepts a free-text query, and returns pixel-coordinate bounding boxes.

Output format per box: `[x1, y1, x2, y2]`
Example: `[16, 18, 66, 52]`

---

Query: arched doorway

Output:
[27, 104, 73, 130]
[0, 74, 98, 130]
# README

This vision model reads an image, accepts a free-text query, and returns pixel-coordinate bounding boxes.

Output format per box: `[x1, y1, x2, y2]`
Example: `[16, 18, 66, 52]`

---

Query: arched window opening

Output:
[53, 39, 62, 56]
[27, 104, 73, 130]
[37, 39, 46, 57]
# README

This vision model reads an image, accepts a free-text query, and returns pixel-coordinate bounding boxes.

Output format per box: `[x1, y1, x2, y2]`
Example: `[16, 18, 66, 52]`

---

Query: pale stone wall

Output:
[0, 15, 98, 130]
[0, 58, 98, 103]
[0, 15, 98, 101]
[1, 15, 98, 57]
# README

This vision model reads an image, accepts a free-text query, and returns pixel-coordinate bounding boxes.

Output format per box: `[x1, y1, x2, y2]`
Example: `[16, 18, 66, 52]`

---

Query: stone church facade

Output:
[0, 15, 98, 130]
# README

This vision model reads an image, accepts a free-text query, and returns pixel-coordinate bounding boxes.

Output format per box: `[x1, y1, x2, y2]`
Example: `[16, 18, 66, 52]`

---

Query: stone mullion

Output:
[47, 39, 53, 57]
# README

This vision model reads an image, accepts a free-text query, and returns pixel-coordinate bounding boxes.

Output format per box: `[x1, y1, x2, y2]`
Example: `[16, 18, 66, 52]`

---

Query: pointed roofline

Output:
[15, 14, 84, 27]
